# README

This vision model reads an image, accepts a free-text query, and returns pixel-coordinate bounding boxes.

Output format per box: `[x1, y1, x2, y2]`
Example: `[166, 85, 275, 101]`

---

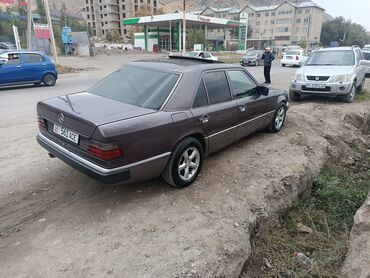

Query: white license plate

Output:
[53, 124, 79, 144]
[306, 83, 326, 89]
[286, 56, 293, 59]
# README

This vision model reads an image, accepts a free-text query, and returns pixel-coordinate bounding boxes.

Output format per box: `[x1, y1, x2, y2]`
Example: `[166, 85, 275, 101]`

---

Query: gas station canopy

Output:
[123, 13, 243, 52]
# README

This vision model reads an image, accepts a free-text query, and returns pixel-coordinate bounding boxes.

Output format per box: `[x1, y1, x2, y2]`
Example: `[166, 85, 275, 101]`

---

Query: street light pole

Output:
[182, 0, 186, 54]
[43, 0, 58, 64]
[27, 0, 32, 49]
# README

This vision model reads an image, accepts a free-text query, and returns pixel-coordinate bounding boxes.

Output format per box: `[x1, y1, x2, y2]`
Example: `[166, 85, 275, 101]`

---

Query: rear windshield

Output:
[286, 51, 301, 55]
[363, 52, 370, 60]
[305, 50, 355, 66]
[87, 67, 180, 110]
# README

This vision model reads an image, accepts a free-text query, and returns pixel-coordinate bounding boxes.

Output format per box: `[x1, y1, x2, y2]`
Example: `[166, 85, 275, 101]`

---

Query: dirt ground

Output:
[0, 55, 369, 277]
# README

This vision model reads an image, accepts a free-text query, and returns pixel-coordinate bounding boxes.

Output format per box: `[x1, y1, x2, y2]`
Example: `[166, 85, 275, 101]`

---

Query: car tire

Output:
[42, 73, 56, 86]
[341, 83, 356, 103]
[282, 64, 286, 67]
[268, 103, 287, 133]
[241, 61, 245, 67]
[162, 137, 204, 189]
[289, 89, 301, 101]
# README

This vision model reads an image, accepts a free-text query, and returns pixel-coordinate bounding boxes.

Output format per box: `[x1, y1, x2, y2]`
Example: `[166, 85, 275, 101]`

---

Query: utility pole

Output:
[27, 0, 32, 49]
[43, 0, 58, 63]
[182, 0, 186, 54]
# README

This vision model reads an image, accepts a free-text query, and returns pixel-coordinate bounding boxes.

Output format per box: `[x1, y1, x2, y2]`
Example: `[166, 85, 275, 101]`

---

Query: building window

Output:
[296, 27, 299, 32]
[270, 20, 274, 24]
[140, 0, 143, 3]
[271, 12, 275, 16]
[265, 12, 269, 16]
[123, 13, 126, 17]
[296, 19, 301, 23]
[100, 6, 102, 10]
[305, 9, 310, 13]
[86, 0, 88, 3]
[256, 21, 260, 26]
[248, 13, 254, 17]
[276, 27, 288, 33]
[135, 5, 138, 12]
[257, 13, 261, 17]
[304, 18, 309, 25]
[122, 5, 125, 9]
[154, 0, 157, 7]
[103, 5, 106, 8]
[100, 14, 103, 19]
[124, 29, 127, 34]
[87, 14, 90, 19]
[297, 9, 302, 14]
[104, 13, 107, 16]
[86, 6, 89, 11]
[102, 30, 105, 34]
[101, 22, 104, 26]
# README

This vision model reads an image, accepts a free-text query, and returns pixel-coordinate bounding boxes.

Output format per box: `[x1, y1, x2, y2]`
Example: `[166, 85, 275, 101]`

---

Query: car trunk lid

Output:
[37, 92, 156, 138]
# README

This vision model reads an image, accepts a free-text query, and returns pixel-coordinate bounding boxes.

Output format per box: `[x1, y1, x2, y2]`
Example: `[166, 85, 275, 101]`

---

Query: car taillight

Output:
[38, 116, 47, 130]
[87, 144, 123, 161]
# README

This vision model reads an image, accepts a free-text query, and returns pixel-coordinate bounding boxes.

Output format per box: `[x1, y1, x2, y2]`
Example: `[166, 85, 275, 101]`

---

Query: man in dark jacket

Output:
[262, 47, 275, 84]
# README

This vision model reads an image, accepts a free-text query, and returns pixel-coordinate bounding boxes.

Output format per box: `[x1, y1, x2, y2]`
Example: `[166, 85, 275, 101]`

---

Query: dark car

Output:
[240, 50, 264, 66]
[36, 57, 289, 188]
[0, 50, 58, 87]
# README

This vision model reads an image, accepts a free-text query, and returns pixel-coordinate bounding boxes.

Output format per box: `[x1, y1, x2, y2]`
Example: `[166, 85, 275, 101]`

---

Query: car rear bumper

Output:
[240, 59, 257, 65]
[281, 60, 301, 66]
[37, 133, 170, 184]
[290, 80, 352, 96]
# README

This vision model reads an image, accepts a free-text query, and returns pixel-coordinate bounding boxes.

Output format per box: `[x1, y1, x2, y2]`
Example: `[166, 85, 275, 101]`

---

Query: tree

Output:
[187, 27, 206, 49]
[35, 0, 46, 17]
[321, 17, 369, 47]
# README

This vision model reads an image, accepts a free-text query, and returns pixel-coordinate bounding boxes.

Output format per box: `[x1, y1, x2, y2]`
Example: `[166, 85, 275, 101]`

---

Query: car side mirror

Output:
[360, 60, 370, 66]
[257, 85, 269, 96]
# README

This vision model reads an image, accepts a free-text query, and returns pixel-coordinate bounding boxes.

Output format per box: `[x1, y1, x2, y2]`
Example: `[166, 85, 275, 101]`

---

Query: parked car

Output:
[240, 50, 264, 66]
[183, 51, 218, 61]
[281, 50, 310, 67]
[0, 50, 58, 87]
[362, 45, 370, 52]
[362, 50, 370, 77]
[0, 42, 16, 50]
[36, 56, 289, 188]
[290, 46, 367, 103]
[282, 45, 301, 56]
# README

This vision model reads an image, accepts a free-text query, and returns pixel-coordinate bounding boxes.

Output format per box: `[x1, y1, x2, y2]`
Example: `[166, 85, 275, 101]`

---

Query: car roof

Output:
[127, 57, 237, 74]
[0, 49, 46, 55]
[317, 47, 356, 52]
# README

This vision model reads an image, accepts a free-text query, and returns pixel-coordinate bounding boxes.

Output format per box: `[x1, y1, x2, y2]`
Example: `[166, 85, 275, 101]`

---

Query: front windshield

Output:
[363, 52, 370, 60]
[305, 50, 355, 66]
[183, 52, 199, 57]
[245, 50, 260, 57]
[87, 66, 180, 110]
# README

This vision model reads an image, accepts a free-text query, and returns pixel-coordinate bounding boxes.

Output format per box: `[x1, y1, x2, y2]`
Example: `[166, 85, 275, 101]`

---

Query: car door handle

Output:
[239, 105, 247, 112]
[198, 114, 209, 124]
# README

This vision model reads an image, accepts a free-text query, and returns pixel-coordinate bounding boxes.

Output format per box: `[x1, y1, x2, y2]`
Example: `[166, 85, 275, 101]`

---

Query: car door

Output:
[226, 69, 271, 141]
[21, 53, 47, 82]
[0, 53, 23, 84]
[355, 49, 366, 84]
[190, 70, 238, 153]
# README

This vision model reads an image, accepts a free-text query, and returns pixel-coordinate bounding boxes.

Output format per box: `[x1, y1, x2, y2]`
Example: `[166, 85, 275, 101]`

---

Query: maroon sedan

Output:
[37, 57, 288, 188]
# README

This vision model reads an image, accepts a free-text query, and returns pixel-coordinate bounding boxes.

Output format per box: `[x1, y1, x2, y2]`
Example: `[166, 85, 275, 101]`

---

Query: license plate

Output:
[53, 124, 79, 144]
[306, 83, 326, 89]
[286, 56, 293, 59]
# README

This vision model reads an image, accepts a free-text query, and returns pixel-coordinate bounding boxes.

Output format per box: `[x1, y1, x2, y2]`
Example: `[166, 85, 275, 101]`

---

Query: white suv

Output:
[290, 46, 367, 103]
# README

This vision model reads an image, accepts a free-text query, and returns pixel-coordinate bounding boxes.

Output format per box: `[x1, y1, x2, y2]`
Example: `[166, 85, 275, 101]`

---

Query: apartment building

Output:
[84, 0, 158, 38]
[199, 1, 325, 49]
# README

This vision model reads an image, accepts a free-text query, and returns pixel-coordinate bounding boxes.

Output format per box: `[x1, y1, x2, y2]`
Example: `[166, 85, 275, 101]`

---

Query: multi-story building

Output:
[84, 0, 158, 38]
[199, 1, 325, 49]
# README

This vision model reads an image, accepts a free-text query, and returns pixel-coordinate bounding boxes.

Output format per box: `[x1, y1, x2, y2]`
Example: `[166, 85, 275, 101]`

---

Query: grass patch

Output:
[354, 90, 370, 101]
[245, 159, 370, 277]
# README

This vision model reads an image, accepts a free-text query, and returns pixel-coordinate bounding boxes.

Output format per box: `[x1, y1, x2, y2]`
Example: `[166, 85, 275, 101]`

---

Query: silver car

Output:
[290, 46, 367, 103]
[362, 50, 370, 77]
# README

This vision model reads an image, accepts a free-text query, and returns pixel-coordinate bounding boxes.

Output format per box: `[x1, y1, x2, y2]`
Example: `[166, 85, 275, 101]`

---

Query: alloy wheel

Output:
[178, 147, 200, 181]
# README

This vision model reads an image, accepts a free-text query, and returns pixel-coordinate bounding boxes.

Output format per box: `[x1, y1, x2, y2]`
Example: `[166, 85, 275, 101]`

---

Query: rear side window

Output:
[227, 70, 257, 98]
[24, 53, 44, 63]
[203, 71, 231, 105]
[193, 81, 208, 108]
[363, 52, 370, 60]
[203, 52, 211, 58]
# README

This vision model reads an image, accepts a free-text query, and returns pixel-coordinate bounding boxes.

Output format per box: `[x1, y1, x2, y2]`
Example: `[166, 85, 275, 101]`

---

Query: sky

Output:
[313, 0, 370, 31]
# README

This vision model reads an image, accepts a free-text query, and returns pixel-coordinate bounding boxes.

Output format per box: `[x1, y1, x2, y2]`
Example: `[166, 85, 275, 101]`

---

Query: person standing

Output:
[262, 47, 275, 84]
